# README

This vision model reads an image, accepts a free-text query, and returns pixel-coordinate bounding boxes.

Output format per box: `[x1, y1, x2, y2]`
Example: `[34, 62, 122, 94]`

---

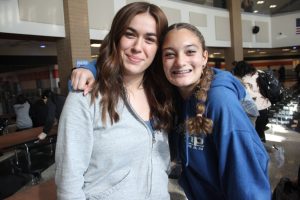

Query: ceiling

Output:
[183, 0, 300, 15]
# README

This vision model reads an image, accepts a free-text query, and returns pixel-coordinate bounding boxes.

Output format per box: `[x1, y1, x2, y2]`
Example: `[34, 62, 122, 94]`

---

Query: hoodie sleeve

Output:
[78, 60, 97, 78]
[208, 86, 271, 200]
[55, 92, 94, 200]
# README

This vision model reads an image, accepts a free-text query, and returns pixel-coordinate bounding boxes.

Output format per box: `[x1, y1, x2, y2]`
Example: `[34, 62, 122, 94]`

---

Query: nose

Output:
[174, 53, 186, 67]
[132, 38, 143, 53]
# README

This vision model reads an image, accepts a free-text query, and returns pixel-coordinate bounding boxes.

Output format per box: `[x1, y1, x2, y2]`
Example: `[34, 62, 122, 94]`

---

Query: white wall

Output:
[271, 12, 300, 48]
[88, 0, 231, 47]
[241, 13, 272, 48]
[0, 0, 65, 37]
[0, 0, 299, 48]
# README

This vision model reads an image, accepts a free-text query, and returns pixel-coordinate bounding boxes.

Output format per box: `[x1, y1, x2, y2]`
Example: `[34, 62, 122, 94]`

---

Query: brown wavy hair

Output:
[91, 2, 174, 131]
[164, 23, 214, 135]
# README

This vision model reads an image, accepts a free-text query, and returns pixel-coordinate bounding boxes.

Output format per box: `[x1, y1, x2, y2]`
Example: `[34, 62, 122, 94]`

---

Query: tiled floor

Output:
[5, 122, 300, 200]
[266, 123, 300, 190]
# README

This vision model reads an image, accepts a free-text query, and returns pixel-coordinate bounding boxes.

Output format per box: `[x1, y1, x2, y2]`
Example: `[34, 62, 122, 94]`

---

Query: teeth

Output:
[172, 69, 191, 74]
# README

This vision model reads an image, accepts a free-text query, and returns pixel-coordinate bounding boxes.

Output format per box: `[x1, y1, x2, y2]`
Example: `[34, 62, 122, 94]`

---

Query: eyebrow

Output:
[126, 27, 157, 37]
[162, 44, 198, 51]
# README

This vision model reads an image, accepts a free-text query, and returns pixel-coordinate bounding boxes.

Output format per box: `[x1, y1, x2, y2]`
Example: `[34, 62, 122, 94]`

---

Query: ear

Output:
[203, 50, 208, 65]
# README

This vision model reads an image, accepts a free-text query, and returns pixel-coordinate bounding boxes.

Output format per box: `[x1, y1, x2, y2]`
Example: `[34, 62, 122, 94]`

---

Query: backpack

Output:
[256, 71, 284, 104]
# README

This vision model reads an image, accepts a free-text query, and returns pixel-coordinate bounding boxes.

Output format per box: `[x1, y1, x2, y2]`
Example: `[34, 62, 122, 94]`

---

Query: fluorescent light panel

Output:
[91, 43, 101, 47]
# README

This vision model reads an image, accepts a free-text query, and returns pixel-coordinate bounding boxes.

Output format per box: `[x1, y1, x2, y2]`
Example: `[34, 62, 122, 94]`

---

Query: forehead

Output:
[163, 28, 201, 47]
[128, 13, 157, 34]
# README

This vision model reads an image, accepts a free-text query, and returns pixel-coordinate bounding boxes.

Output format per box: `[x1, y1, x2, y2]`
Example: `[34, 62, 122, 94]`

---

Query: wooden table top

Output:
[0, 126, 57, 151]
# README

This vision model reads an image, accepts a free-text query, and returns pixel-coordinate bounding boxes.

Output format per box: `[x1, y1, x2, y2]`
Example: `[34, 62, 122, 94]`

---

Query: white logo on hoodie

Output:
[188, 135, 205, 150]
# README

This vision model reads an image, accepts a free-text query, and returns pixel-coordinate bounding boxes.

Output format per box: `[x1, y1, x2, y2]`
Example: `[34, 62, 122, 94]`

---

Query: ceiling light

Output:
[91, 43, 101, 48]
[292, 46, 297, 50]
[91, 55, 99, 58]
[282, 49, 290, 52]
[248, 50, 255, 53]
[257, 1, 264, 4]
[40, 44, 46, 48]
[259, 51, 267, 54]
[290, 50, 298, 53]
[253, 10, 258, 13]
[213, 52, 221, 55]
[270, 5, 277, 8]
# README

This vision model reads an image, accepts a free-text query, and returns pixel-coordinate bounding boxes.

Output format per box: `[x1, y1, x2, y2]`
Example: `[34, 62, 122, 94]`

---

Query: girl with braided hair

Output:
[70, 22, 271, 200]
[161, 23, 270, 200]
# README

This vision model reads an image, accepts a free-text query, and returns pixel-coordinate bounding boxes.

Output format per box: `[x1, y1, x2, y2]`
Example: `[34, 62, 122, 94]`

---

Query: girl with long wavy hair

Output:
[55, 2, 174, 199]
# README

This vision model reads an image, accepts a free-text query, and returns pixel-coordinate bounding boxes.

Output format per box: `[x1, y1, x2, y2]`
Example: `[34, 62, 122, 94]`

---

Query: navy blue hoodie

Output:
[177, 68, 271, 200]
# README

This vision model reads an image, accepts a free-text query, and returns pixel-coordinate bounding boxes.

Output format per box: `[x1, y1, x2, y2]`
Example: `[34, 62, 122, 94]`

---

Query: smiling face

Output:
[119, 12, 158, 81]
[162, 28, 208, 98]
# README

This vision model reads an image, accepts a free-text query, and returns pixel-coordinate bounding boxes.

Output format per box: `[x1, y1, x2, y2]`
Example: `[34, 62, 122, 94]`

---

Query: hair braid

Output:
[186, 66, 214, 135]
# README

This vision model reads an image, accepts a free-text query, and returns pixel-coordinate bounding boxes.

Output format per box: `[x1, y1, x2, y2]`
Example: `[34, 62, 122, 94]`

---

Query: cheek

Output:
[163, 65, 173, 80]
[147, 46, 158, 58]
[162, 60, 171, 71]
[119, 38, 131, 50]
[193, 57, 206, 66]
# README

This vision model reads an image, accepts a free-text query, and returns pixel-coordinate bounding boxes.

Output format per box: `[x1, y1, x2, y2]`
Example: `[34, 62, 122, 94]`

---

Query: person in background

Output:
[233, 60, 271, 143]
[266, 65, 274, 75]
[295, 63, 300, 86]
[30, 94, 48, 128]
[70, 23, 271, 200]
[235, 76, 260, 126]
[232, 62, 259, 125]
[278, 65, 286, 83]
[55, 2, 174, 199]
[37, 90, 66, 140]
[13, 94, 33, 131]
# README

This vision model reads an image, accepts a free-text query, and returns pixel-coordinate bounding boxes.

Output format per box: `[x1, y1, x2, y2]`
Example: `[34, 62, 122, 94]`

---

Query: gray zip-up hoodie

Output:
[55, 92, 170, 200]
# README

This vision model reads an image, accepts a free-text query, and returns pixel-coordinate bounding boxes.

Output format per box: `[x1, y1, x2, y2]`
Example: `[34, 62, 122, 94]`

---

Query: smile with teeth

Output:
[172, 69, 192, 74]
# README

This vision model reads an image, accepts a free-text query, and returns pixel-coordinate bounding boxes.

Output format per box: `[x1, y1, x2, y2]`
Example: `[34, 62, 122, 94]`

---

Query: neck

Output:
[179, 87, 193, 100]
[178, 80, 200, 100]
[123, 75, 144, 92]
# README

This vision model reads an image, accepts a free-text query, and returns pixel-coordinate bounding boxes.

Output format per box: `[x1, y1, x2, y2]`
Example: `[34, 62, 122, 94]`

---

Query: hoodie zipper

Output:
[124, 99, 154, 198]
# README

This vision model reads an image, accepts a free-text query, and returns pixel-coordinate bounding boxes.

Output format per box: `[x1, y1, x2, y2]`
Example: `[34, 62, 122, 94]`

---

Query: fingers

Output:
[83, 78, 95, 96]
[71, 69, 80, 90]
[71, 68, 95, 91]
[38, 132, 47, 140]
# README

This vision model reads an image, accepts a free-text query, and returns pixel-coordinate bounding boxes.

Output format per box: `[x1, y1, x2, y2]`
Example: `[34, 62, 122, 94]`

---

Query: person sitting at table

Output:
[37, 90, 66, 140]
[13, 94, 33, 131]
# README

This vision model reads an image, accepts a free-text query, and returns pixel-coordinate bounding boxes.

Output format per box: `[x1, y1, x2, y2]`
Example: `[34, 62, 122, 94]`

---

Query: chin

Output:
[170, 81, 189, 88]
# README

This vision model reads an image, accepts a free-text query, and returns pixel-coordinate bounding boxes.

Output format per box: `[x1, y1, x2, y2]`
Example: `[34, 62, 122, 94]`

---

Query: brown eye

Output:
[145, 37, 157, 44]
[186, 50, 196, 55]
[163, 52, 175, 59]
[124, 31, 135, 38]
